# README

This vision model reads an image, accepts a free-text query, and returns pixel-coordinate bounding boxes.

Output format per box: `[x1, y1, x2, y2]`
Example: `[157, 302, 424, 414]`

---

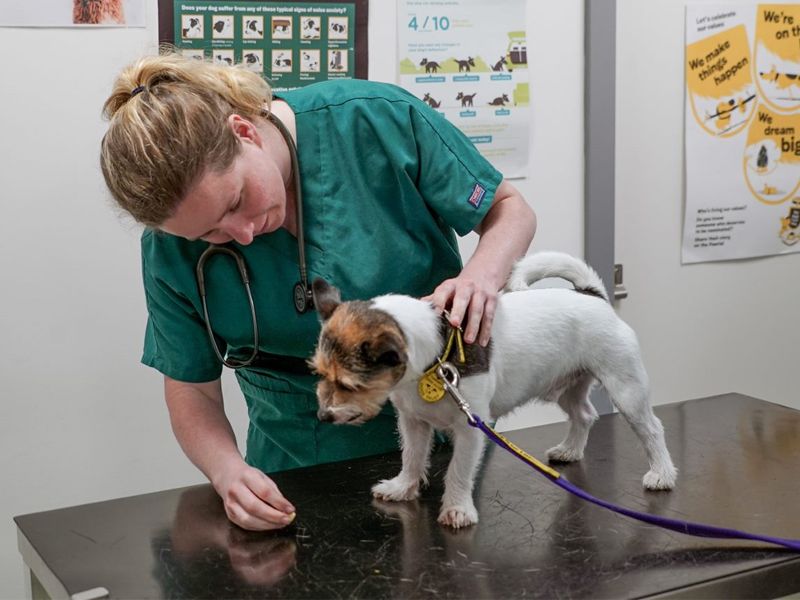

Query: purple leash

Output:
[436, 362, 800, 552]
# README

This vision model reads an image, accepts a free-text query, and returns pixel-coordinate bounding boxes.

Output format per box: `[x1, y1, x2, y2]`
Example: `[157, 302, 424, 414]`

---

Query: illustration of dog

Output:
[302, 52, 319, 71]
[244, 53, 262, 67]
[310, 252, 677, 529]
[182, 17, 201, 38]
[215, 54, 233, 66]
[419, 58, 441, 73]
[456, 57, 476, 72]
[491, 57, 507, 72]
[73, 0, 124, 24]
[331, 22, 346, 33]
[488, 94, 510, 106]
[760, 65, 799, 97]
[273, 19, 290, 34]
[422, 93, 441, 108]
[302, 18, 320, 38]
[456, 92, 477, 108]
[330, 50, 345, 70]
[245, 19, 263, 37]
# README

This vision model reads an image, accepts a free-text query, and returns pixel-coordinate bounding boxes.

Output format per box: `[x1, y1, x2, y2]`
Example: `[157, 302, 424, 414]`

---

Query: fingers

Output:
[422, 280, 455, 315]
[425, 278, 497, 346]
[221, 469, 296, 531]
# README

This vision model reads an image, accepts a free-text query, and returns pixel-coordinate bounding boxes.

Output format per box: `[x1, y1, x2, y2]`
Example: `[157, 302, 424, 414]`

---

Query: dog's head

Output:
[309, 279, 408, 425]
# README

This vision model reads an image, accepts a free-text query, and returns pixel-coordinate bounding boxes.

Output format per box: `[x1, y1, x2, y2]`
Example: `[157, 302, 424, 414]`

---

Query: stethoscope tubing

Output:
[195, 108, 311, 369]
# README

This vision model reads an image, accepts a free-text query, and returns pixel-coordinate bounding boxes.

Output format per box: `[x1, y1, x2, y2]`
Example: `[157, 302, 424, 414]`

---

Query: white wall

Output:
[615, 0, 800, 413]
[0, 1, 583, 596]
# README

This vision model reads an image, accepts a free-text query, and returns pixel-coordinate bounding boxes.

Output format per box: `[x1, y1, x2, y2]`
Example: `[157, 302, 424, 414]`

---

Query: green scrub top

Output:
[141, 79, 502, 474]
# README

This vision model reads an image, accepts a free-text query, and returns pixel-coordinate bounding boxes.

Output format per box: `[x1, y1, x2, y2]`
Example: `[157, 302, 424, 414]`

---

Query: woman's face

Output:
[161, 116, 290, 245]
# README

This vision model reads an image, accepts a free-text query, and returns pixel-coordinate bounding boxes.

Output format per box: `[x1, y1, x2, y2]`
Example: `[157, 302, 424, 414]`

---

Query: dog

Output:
[422, 93, 441, 108]
[456, 92, 477, 108]
[74, 0, 124, 24]
[419, 58, 441, 73]
[310, 252, 677, 529]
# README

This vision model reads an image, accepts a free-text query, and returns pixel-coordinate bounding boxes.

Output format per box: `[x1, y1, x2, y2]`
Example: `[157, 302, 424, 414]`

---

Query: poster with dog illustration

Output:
[0, 0, 145, 27]
[397, 0, 529, 178]
[164, 0, 368, 92]
[684, 4, 800, 263]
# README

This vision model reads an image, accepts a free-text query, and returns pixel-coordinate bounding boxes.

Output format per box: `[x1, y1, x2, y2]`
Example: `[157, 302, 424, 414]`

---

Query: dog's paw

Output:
[371, 477, 419, 502]
[546, 444, 584, 463]
[438, 503, 478, 529]
[643, 467, 677, 491]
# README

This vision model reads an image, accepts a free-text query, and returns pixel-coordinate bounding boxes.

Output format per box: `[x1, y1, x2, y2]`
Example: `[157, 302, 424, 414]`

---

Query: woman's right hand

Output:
[213, 456, 296, 530]
[164, 377, 296, 531]
[213, 456, 296, 531]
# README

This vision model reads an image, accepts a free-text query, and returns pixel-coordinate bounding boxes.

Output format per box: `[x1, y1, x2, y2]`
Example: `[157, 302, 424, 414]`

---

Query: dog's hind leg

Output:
[602, 369, 677, 490]
[438, 424, 486, 529]
[546, 374, 598, 463]
[372, 411, 433, 501]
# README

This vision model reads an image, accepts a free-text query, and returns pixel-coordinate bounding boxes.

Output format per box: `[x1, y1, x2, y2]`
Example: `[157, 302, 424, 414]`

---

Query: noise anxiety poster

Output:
[684, 4, 800, 263]
[397, 0, 529, 177]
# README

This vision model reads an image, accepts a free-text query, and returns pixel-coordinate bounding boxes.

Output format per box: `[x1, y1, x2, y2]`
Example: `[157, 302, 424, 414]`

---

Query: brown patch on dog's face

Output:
[311, 301, 407, 425]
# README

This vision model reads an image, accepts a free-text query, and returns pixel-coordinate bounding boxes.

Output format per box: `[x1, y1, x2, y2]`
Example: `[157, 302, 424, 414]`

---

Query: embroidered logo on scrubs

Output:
[467, 183, 486, 209]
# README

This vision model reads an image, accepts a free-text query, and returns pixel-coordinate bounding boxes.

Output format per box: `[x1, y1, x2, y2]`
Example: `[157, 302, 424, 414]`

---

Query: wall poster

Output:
[684, 4, 800, 263]
[0, 0, 145, 27]
[397, 0, 530, 178]
[160, 0, 368, 91]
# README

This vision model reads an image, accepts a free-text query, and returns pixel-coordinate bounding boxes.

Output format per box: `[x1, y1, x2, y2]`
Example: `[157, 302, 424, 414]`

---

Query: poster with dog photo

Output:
[397, 0, 530, 178]
[0, 0, 145, 27]
[684, 4, 800, 263]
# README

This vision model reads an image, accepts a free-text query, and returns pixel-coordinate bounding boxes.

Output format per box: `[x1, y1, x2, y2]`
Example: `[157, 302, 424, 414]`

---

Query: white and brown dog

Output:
[310, 252, 677, 529]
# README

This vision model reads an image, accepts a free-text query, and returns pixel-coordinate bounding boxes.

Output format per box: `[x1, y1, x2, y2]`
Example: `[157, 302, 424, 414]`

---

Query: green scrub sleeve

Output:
[407, 100, 504, 236]
[141, 255, 224, 383]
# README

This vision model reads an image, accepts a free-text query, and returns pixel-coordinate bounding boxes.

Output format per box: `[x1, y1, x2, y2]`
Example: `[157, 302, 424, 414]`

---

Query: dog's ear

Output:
[312, 278, 341, 321]
[360, 336, 406, 369]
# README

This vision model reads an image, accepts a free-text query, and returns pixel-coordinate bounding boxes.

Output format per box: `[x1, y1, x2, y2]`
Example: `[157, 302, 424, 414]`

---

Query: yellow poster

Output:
[687, 25, 756, 136]
[684, 4, 800, 263]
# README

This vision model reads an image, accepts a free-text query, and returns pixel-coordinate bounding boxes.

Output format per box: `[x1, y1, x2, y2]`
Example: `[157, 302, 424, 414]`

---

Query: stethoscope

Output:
[195, 110, 313, 369]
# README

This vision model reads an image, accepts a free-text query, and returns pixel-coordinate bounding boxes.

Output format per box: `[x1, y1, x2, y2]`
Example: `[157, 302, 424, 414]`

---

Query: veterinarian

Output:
[100, 52, 536, 531]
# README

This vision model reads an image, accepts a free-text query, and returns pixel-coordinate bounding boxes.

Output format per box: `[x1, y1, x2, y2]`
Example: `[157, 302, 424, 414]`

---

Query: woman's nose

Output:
[226, 218, 255, 245]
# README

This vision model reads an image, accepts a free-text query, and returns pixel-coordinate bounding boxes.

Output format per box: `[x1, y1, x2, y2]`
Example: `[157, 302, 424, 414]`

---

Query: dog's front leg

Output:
[372, 411, 433, 502]
[439, 424, 485, 529]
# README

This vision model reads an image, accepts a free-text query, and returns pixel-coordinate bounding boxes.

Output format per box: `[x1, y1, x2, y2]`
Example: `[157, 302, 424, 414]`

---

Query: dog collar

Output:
[418, 315, 466, 403]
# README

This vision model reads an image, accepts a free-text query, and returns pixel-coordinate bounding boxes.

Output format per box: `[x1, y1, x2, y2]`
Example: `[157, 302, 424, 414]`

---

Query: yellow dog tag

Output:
[418, 369, 445, 402]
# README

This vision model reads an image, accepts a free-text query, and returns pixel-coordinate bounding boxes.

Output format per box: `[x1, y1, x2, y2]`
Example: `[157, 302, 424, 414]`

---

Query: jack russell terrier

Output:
[310, 252, 677, 529]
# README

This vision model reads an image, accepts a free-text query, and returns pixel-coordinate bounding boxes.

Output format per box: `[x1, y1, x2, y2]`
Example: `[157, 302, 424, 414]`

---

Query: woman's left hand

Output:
[422, 274, 498, 347]
[422, 180, 536, 348]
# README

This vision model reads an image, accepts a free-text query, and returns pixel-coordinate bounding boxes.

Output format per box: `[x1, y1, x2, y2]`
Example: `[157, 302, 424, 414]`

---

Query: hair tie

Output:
[131, 85, 146, 97]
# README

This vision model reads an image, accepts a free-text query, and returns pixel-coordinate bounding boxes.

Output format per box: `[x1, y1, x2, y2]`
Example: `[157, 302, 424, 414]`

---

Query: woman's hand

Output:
[213, 456, 296, 531]
[423, 275, 498, 347]
[164, 377, 296, 532]
[423, 180, 536, 347]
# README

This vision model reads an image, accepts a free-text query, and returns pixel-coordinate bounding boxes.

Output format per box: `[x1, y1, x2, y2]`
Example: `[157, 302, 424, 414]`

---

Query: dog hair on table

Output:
[310, 252, 677, 529]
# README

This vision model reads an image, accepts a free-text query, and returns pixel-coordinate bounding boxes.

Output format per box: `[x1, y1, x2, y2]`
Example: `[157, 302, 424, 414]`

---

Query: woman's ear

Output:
[227, 114, 262, 146]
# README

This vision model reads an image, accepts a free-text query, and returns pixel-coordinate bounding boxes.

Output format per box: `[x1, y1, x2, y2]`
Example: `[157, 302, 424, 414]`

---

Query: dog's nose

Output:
[317, 408, 334, 422]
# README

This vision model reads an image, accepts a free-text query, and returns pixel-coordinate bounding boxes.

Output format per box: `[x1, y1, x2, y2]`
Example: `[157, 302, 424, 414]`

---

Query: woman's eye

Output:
[228, 199, 241, 213]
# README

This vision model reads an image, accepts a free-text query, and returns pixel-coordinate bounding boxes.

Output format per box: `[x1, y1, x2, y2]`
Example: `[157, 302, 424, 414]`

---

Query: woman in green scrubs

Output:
[100, 53, 536, 531]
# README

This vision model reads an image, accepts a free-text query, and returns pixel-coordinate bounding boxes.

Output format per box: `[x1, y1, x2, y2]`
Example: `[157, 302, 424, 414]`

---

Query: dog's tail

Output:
[506, 251, 609, 302]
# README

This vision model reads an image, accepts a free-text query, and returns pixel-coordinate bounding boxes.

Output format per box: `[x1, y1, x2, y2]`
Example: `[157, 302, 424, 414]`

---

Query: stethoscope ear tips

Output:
[293, 281, 314, 314]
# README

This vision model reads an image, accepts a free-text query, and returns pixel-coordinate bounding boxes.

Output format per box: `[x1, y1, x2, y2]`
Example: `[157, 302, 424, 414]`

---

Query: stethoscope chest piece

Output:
[293, 281, 313, 314]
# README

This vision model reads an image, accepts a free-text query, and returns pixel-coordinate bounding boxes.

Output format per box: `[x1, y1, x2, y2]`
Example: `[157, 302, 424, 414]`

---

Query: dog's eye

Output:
[336, 380, 357, 393]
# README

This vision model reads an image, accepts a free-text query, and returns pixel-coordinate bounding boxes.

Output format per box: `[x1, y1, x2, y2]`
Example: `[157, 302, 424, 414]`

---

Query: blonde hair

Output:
[100, 50, 272, 226]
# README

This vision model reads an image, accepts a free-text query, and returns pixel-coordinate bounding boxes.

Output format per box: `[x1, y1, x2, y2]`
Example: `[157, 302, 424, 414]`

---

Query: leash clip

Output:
[437, 362, 476, 425]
